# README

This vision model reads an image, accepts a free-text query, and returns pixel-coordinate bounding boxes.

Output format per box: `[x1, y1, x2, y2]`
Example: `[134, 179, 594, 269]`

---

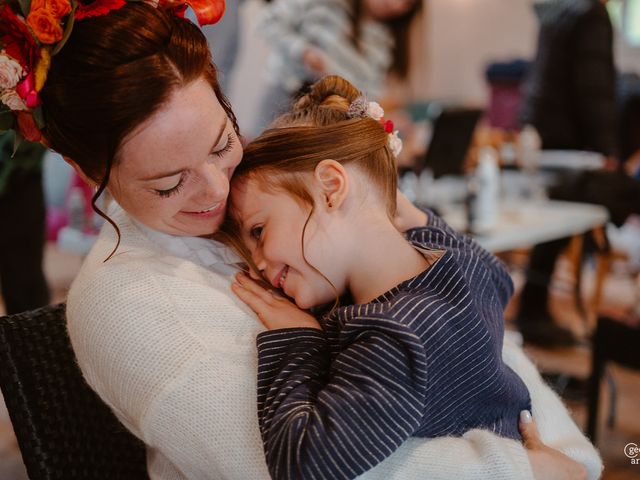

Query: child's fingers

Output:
[231, 281, 269, 316]
[237, 273, 284, 305]
[519, 410, 542, 449]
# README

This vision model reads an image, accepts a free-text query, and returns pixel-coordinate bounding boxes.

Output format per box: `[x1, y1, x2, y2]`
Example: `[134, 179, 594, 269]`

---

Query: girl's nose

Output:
[253, 250, 267, 274]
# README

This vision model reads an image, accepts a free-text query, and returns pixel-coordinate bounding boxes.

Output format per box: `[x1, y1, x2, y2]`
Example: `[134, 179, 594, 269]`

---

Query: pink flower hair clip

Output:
[346, 96, 403, 157]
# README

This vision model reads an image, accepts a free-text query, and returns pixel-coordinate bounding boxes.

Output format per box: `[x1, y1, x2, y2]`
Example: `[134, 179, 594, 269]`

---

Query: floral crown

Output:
[346, 96, 402, 158]
[0, 0, 225, 145]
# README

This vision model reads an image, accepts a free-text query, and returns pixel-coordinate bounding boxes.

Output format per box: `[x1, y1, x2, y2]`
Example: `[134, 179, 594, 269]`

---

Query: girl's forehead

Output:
[230, 177, 264, 218]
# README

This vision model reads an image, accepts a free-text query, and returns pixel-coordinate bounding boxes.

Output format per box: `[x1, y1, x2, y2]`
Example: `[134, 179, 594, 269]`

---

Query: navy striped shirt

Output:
[256, 212, 531, 480]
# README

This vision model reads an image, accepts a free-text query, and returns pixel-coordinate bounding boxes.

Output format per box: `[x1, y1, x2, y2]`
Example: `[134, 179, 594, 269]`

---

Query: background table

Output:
[441, 200, 609, 253]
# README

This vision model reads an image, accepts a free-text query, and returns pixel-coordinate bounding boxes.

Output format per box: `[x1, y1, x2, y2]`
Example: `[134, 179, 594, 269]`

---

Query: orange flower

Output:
[50, 0, 72, 19]
[30, 0, 71, 18]
[26, 8, 63, 44]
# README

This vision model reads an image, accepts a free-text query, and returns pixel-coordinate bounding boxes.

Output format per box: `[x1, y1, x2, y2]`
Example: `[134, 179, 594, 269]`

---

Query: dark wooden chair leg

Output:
[587, 320, 604, 442]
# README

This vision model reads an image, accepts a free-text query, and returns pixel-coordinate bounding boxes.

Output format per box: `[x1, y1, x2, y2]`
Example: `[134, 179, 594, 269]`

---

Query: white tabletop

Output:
[442, 200, 609, 253]
[537, 150, 605, 171]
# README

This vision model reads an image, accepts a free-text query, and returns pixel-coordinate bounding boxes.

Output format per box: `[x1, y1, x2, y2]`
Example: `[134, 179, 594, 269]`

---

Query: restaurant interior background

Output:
[1, 0, 640, 478]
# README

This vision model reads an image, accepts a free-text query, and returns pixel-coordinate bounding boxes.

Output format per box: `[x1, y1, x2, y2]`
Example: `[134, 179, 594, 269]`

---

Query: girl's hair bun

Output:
[287, 75, 362, 125]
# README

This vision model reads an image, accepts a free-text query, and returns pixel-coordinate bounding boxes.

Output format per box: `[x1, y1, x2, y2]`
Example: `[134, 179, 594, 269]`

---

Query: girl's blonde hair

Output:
[233, 75, 398, 218]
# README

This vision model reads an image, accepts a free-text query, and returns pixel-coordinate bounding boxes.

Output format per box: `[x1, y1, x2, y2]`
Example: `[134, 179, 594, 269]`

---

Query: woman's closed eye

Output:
[154, 173, 187, 198]
[213, 133, 235, 158]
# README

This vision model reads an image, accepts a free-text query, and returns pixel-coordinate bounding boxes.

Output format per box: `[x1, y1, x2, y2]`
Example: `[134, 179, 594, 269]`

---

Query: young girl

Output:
[225, 75, 533, 480]
[251, 0, 421, 135]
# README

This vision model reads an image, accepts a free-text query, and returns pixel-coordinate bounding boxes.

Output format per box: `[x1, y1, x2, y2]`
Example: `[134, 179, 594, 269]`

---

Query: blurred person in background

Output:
[193, 0, 273, 93]
[0, 133, 49, 314]
[189, 0, 248, 92]
[517, 0, 640, 346]
[249, 0, 421, 136]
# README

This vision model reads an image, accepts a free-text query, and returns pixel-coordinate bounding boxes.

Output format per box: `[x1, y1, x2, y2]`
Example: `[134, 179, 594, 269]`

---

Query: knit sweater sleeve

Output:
[502, 340, 603, 480]
[256, 315, 428, 480]
[357, 340, 601, 480]
[67, 257, 271, 479]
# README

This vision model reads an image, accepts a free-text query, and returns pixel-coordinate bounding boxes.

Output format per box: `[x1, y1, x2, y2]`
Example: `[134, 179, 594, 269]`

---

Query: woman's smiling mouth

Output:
[183, 202, 225, 217]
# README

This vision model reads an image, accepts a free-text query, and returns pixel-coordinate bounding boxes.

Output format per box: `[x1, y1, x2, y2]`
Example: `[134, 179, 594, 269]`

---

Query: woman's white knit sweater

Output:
[66, 203, 602, 480]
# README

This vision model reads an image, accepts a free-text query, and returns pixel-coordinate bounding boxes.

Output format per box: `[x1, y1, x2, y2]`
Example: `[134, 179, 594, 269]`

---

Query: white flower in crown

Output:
[0, 53, 24, 91]
[388, 130, 403, 157]
[0, 89, 27, 111]
[366, 101, 385, 121]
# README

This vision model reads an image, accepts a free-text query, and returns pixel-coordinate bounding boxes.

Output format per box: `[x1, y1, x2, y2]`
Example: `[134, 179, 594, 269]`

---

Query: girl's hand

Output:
[519, 411, 588, 480]
[394, 190, 428, 232]
[232, 273, 322, 330]
[302, 46, 328, 74]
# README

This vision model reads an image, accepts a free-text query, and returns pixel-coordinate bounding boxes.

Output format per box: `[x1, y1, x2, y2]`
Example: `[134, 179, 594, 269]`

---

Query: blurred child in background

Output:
[250, 0, 421, 136]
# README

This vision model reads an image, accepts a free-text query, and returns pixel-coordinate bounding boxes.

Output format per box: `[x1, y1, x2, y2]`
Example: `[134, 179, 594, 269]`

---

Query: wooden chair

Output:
[587, 315, 640, 443]
[0, 303, 149, 479]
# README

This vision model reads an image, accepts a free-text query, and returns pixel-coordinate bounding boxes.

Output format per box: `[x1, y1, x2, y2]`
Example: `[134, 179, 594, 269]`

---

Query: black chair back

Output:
[0, 303, 149, 479]
[418, 105, 484, 178]
[587, 315, 640, 443]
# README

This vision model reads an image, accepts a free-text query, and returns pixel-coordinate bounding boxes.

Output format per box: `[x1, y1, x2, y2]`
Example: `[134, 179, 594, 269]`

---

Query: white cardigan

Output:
[67, 203, 602, 480]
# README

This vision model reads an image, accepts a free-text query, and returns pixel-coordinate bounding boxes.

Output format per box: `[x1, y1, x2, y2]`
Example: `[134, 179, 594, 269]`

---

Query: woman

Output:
[1, 1, 599, 479]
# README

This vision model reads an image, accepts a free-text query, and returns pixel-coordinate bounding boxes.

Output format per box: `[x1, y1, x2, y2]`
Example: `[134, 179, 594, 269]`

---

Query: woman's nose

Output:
[196, 162, 229, 203]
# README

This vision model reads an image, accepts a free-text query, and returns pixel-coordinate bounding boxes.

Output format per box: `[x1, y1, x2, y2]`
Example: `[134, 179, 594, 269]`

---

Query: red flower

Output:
[161, 0, 225, 26]
[382, 119, 394, 134]
[16, 111, 42, 142]
[0, 3, 39, 70]
[75, 0, 126, 21]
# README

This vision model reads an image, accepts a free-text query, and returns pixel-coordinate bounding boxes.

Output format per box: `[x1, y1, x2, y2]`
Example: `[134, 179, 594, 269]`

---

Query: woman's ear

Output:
[63, 156, 98, 187]
[313, 159, 349, 211]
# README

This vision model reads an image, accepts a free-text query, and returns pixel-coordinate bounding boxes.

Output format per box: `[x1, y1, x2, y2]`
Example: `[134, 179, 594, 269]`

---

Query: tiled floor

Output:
[1, 244, 639, 479]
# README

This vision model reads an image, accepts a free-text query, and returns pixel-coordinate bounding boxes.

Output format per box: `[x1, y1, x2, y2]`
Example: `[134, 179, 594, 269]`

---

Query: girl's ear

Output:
[313, 159, 349, 211]
[63, 156, 98, 187]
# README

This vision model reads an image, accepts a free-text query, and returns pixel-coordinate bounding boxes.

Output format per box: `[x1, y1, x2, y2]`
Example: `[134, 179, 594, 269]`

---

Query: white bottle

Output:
[518, 124, 541, 173]
[472, 146, 500, 233]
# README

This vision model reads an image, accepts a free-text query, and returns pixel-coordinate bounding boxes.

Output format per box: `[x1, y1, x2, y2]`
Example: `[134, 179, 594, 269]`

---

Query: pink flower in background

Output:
[15, 71, 40, 108]
[0, 89, 27, 110]
[0, 53, 24, 89]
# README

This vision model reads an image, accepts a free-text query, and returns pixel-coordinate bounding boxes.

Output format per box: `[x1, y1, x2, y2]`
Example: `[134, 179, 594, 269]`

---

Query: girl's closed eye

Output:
[213, 132, 235, 158]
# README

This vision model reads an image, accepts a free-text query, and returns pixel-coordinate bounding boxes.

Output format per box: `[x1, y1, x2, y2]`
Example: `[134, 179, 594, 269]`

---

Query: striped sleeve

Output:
[408, 211, 514, 308]
[256, 317, 428, 480]
[259, 0, 349, 67]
